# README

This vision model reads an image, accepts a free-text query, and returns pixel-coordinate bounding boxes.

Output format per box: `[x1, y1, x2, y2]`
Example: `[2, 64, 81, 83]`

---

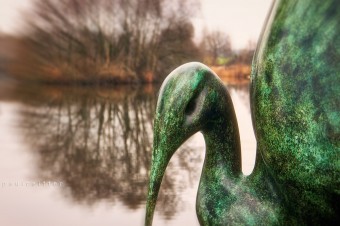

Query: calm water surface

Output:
[0, 79, 256, 226]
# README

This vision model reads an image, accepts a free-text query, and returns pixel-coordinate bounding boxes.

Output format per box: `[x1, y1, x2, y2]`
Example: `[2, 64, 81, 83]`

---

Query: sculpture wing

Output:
[251, 0, 340, 223]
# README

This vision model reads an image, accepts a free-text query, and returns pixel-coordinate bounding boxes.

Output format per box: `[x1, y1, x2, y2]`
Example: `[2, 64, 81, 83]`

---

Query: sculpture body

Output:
[146, 0, 339, 225]
[251, 0, 340, 223]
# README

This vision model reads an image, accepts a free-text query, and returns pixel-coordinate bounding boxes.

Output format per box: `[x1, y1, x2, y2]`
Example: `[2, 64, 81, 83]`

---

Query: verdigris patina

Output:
[251, 0, 339, 224]
[145, 62, 283, 226]
[145, 0, 339, 225]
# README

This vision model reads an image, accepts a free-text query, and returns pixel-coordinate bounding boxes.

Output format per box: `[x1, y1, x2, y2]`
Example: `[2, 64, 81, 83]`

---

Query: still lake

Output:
[0, 78, 256, 226]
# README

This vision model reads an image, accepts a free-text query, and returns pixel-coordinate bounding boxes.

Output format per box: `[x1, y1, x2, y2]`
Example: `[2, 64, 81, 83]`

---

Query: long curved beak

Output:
[145, 143, 172, 226]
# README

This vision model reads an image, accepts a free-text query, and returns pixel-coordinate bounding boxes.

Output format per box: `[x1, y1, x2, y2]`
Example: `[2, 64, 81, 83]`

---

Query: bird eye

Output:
[185, 95, 198, 116]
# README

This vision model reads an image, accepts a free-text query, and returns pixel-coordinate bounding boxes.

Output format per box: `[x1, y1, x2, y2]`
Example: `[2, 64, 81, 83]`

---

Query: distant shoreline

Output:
[1, 62, 251, 86]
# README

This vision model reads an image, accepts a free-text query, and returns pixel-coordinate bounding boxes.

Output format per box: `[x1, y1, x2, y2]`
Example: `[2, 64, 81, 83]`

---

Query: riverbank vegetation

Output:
[0, 0, 255, 84]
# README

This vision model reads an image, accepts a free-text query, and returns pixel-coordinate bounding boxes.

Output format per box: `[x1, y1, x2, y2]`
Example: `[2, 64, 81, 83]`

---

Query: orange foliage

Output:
[210, 63, 251, 85]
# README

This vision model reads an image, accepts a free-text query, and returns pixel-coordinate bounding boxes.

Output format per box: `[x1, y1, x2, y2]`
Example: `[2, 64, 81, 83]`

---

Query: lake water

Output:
[0, 79, 256, 226]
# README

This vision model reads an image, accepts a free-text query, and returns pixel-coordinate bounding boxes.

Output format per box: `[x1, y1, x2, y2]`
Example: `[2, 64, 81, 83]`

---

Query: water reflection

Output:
[7, 84, 202, 218]
[226, 83, 251, 114]
[0, 80, 253, 224]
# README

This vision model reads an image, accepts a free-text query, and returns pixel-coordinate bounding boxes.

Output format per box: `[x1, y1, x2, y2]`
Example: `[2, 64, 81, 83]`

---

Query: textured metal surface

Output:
[146, 0, 339, 225]
[145, 63, 282, 225]
[251, 0, 339, 224]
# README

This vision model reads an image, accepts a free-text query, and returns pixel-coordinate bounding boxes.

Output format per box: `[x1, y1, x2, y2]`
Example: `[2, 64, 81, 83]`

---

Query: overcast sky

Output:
[0, 0, 273, 49]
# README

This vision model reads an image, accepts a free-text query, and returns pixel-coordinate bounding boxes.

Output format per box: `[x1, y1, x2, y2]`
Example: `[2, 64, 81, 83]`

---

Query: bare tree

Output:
[200, 29, 232, 65]
[10, 0, 201, 83]
[237, 40, 256, 64]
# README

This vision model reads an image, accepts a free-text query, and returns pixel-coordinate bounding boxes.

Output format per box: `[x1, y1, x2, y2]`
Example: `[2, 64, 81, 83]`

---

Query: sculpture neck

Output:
[196, 113, 242, 225]
[201, 108, 242, 179]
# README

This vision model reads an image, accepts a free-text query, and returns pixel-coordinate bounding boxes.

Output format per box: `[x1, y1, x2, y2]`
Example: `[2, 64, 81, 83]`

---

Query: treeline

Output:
[5, 0, 200, 83]
[1, 0, 255, 84]
[200, 30, 255, 66]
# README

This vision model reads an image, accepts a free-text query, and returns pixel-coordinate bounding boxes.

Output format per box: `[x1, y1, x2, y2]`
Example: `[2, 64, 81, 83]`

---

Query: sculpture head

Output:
[145, 62, 236, 225]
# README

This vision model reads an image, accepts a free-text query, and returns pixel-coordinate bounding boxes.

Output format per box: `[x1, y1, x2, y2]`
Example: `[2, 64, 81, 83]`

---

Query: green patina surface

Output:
[145, 62, 284, 226]
[251, 0, 339, 223]
[146, 0, 339, 225]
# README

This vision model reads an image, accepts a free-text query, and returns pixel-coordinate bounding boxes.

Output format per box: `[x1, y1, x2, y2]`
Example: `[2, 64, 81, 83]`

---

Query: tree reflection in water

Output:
[7, 81, 250, 221]
[12, 84, 202, 220]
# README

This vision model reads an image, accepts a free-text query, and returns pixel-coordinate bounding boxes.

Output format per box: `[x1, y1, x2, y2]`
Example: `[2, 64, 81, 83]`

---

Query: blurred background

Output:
[0, 0, 272, 225]
[0, 0, 272, 83]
